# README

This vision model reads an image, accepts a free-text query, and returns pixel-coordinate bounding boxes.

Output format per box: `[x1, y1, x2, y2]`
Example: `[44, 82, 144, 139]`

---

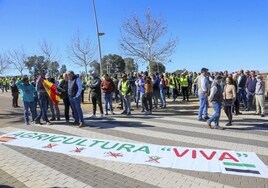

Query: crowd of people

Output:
[1, 67, 267, 129]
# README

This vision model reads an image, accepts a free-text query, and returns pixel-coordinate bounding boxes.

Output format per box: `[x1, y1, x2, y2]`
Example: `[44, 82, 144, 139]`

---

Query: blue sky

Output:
[0, 0, 267, 75]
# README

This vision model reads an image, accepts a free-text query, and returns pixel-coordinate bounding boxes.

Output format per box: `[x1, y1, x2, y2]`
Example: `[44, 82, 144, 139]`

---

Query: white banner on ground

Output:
[0, 130, 268, 178]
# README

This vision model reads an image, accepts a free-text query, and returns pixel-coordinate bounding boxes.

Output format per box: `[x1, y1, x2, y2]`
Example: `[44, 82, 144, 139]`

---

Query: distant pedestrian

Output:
[237, 69, 248, 110]
[88, 71, 104, 118]
[101, 74, 116, 115]
[246, 70, 257, 111]
[120, 73, 132, 115]
[159, 74, 167, 108]
[143, 76, 153, 115]
[255, 75, 265, 117]
[10, 77, 19, 108]
[16, 76, 37, 125]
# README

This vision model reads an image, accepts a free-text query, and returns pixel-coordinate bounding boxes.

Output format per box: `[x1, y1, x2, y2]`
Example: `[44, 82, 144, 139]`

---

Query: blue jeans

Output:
[208, 101, 222, 126]
[247, 91, 254, 110]
[198, 93, 208, 120]
[104, 93, 113, 112]
[160, 89, 166, 107]
[69, 96, 84, 123]
[153, 90, 161, 108]
[135, 89, 140, 108]
[238, 88, 247, 109]
[37, 94, 49, 122]
[123, 95, 131, 113]
[23, 101, 37, 124]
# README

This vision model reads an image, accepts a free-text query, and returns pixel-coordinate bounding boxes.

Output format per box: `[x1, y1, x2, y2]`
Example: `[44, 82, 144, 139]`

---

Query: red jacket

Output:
[101, 79, 115, 94]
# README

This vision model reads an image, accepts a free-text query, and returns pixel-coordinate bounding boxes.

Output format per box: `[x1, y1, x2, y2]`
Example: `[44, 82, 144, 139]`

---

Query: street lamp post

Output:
[92, 0, 104, 76]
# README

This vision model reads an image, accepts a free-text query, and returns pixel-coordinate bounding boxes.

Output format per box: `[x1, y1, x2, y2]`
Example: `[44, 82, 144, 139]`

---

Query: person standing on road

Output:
[207, 75, 224, 130]
[10, 77, 19, 108]
[88, 71, 104, 118]
[101, 74, 116, 115]
[159, 74, 167, 108]
[246, 70, 257, 111]
[223, 76, 236, 126]
[237, 69, 248, 110]
[120, 73, 132, 115]
[58, 73, 73, 123]
[197, 68, 210, 121]
[67, 71, 85, 127]
[46, 73, 61, 121]
[16, 75, 37, 125]
[255, 75, 266, 117]
[35, 69, 51, 125]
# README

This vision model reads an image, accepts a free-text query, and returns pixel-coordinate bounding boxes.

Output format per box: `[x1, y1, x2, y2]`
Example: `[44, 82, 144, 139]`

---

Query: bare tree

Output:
[120, 9, 177, 73]
[0, 53, 9, 75]
[6, 47, 27, 76]
[40, 39, 61, 77]
[67, 31, 96, 77]
[40, 39, 60, 63]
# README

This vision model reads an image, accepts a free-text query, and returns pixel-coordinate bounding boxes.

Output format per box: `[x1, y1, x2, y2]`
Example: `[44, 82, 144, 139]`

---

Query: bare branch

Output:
[120, 9, 177, 72]
[40, 39, 61, 63]
[6, 47, 27, 76]
[0, 53, 9, 75]
[67, 30, 96, 74]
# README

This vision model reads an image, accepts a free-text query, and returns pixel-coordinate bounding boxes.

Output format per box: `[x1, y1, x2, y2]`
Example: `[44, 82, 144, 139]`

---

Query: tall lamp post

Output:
[92, 0, 104, 76]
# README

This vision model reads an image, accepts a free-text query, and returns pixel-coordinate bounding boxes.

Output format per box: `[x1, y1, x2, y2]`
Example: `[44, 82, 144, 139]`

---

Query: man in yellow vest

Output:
[169, 73, 178, 102]
[180, 73, 190, 101]
[3, 77, 8, 92]
[120, 73, 132, 115]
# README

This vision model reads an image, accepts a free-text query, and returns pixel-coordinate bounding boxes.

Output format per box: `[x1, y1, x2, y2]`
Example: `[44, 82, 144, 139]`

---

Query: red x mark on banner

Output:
[105, 151, 123, 158]
[72, 147, 85, 153]
[146, 156, 161, 163]
[43, 143, 57, 149]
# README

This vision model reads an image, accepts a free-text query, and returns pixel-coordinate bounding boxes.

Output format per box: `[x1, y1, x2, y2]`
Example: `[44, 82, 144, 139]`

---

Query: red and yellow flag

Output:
[42, 79, 61, 105]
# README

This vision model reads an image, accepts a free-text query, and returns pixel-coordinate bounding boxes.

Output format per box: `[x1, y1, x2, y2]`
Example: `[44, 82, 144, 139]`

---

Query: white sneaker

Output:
[143, 111, 150, 115]
[89, 114, 96, 118]
[100, 114, 104, 118]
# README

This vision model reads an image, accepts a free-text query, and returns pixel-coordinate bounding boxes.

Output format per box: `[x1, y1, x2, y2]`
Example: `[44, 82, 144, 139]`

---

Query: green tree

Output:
[59, 64, 67, 75]
[102, 54, 125, 75]
[25, 55, 49, 76]
[48, 61, 60, 78]
[124, 58, 138, 73]
[89, 60, 100, 74]
[149, 62, 166, 73]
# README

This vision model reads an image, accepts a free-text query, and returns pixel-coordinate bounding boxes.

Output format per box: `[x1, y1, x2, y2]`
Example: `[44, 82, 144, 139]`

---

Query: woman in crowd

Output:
[223, 76, 236, 126]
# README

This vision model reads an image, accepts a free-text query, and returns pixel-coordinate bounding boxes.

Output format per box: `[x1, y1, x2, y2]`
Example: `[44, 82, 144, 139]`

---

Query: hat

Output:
[215, 75, 223, 80]
[201, 68, 209, 73]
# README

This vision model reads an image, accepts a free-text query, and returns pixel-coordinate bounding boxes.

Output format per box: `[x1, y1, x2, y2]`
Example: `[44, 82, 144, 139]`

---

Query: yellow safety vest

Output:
[121, 80, 130, 96]
[180, 77, 189, 87]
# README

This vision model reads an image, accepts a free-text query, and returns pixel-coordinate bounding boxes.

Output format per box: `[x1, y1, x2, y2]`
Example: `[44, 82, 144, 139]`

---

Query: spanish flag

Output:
[42, 79, 61, 105]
